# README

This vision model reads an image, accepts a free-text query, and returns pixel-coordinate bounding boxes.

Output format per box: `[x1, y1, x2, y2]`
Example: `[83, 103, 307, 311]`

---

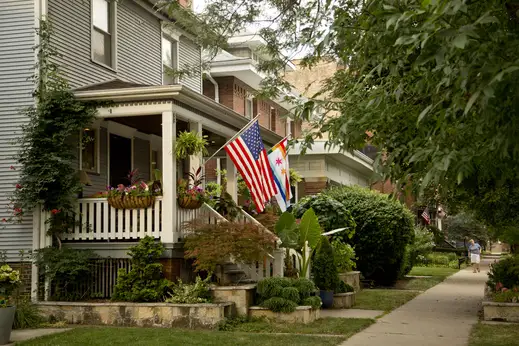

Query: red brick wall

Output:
[371, 180, 415, 208]
[304, 181, 328, 195]
[203, 79, 215, 100]
[160, 258, 183, 282]
[205, 158, 217, 181]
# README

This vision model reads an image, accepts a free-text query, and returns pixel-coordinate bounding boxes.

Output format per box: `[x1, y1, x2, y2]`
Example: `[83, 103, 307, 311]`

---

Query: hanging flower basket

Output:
[177, 196, 203, 210]
[108, 196, 155, 209]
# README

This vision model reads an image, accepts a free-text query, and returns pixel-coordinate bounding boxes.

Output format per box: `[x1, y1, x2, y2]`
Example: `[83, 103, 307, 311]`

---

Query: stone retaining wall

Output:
[333, 292, 356, 309]
[248, 306, 319, 324]
[483, 301, 519, 322]
[339, 271, 361, 292]
[210, 284, 256, 316]
[37, 301, 233, 329]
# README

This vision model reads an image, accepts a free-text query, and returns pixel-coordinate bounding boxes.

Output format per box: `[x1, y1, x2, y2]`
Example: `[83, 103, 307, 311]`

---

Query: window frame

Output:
[162, 34, 180, 85]
[270, 107, 277, 132]
[79, 127, 100, 174]
[91, 0, 117, 70]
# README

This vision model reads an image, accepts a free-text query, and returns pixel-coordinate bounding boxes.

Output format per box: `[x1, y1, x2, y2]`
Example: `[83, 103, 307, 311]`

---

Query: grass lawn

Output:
[16, 327, 344, 346]
[409, 267, 459, 277]
[354, 289, 420, 311]
[222, 317, 374, 336]
[469, 323, 519, 346]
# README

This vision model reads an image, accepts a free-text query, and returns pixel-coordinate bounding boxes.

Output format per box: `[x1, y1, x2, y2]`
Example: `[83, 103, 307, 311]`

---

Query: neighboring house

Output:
[284, 59, 374, 199]
[0, 1, 283, 298]
[202, 32, 302, 185]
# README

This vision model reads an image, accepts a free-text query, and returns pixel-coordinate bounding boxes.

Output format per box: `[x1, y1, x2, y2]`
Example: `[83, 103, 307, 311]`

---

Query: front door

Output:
[110, 134, 132, 187]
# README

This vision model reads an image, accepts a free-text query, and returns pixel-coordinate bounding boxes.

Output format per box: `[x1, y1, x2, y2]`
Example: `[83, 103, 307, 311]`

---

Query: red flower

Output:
[13, 208, 22, 216]
[9, 166, 15, 170]
[15, 184, 22, 189]
[1, 219, 6, 223]
[51, 209, 61, 215]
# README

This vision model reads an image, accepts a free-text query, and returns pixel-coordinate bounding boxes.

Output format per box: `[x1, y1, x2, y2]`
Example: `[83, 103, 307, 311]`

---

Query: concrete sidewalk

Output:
[341, 261, 489, 346]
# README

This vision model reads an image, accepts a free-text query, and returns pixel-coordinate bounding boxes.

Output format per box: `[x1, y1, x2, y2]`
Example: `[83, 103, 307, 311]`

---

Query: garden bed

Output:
[37, 301, 233, 329]
[333, 292, 356, 309]
[482, 301, 519, 322]
[248, 306, 320, 324]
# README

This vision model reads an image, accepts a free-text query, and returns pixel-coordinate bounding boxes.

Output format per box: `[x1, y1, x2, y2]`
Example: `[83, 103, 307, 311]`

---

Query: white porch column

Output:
[273, 248, 285, 277]
[162, 111, 177, 244]
[226, 153, 237, 202]
[188, 121, 203, 177]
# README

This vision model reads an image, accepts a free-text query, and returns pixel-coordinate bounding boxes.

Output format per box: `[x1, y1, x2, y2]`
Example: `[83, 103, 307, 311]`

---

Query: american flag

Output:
[224, 121, 277, 212]
[421, 207, 431, 225]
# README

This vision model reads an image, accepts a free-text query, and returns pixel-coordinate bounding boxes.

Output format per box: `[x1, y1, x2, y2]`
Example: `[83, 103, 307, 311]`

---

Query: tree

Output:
[443, 212, 489, 244]
[162, 1, 519, 228]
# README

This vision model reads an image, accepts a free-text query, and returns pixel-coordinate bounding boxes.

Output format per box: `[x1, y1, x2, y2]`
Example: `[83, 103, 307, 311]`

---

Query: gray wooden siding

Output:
[83, 127, 108, 196]
[133, 138, 150, 181]
[0, 0, 35, 260]
[179, 36, 202, 93]
[48, 0, 162, 88]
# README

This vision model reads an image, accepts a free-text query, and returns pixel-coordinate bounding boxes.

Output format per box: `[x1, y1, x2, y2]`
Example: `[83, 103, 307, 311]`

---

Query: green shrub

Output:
[166, 276, 211, 304]
[290, 278, 317, 299]
[425, 253, 451, 267]
[13, 299, 43, 329]
[112, 236, 172, 302]
[280, 287, 300, 302]
[400, 227, 435, 277]
[312, 236, 339, 291]
[301, 296, 322, 309]
[261, 297, 298, 313]
[336, 281, 354, 293]
[487, 255, 519, 292]
[217, 316, 250, 331]
[293, 194, 356, 239]
[331, 240, 356, 273]
[256, 277, 321, 312]
[448, 260, 460, 269]
[324, 186, 415, 285]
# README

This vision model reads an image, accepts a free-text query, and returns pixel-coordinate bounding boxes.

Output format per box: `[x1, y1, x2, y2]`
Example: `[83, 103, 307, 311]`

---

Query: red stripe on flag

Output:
[235, 139, 269, 201]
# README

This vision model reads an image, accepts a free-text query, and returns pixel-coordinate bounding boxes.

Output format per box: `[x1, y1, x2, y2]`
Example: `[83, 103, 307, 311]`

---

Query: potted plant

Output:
[175, 131, 209, 160]
[313, 236, 339, 309]
[0, 265, 20, 345]
[177, 167, 207, 209]
[106, 169, 159, 209]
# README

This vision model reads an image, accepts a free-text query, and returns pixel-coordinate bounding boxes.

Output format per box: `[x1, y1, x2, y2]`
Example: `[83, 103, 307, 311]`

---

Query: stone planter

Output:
[483, 301, 519, 322]
[37, 301, 233, 329]
[0, 306, 15, 345]
[333, 292, 356, 309]
[248, 306, 320, 324]
[210, 284, 256, 316]
[338, 271, 361, 292]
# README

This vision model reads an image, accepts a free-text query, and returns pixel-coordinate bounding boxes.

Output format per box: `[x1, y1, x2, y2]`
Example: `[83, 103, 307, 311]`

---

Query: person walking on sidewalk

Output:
[468, 239, 481, 273]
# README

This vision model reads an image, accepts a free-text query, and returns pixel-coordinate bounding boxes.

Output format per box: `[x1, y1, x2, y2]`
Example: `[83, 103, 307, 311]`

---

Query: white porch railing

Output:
[176, 203, 225, 241]
[40, 197, 164, 241]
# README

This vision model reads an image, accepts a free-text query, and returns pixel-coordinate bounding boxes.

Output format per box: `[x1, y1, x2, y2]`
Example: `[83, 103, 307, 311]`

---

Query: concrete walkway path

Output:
[341, 260, 490, 346]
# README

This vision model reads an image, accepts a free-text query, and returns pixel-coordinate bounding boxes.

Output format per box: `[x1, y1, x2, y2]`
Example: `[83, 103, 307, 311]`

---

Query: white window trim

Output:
[245, 94, 254, 119]
[161, 32, 180, 85]
[79, 126, 101, 174]
[91, 0, 117, 71]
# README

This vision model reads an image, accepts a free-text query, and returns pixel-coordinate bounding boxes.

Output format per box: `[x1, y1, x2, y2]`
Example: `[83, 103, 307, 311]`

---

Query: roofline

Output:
[73, 85, 282, 145]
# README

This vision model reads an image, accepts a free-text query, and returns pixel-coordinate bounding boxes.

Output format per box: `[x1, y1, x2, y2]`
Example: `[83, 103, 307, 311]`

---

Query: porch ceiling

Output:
[74, 80, 283, 146]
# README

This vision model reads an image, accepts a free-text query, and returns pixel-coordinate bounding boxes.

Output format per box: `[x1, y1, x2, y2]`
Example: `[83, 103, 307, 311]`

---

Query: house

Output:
[284, 59, 374, 199]
[0, 1, 285, 299]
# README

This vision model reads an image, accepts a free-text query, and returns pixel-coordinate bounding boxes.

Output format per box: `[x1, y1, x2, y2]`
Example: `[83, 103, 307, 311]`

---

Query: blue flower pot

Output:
[319, 290, 334, 309]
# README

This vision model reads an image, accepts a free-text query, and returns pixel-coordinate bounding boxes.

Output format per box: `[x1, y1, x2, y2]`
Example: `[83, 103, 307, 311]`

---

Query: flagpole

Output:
[203, 114, 261, 165]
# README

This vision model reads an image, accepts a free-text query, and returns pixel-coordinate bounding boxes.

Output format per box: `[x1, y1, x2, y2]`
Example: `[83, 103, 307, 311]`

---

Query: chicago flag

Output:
[267, 138, 291, 212]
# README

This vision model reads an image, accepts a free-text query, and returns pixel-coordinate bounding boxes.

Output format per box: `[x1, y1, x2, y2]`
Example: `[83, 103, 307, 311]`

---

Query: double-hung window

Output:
[162, 36, 179, 84]
[92, 0, 115, 68]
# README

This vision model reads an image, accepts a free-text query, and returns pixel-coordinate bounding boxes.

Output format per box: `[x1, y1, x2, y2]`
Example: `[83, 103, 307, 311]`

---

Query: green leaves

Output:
[298, 208, 322, 249]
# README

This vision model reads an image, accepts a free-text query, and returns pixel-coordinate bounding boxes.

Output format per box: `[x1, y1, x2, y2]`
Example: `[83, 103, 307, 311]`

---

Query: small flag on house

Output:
[224, 120, 277, 213]
[268, 137, 291, 212]
[421, 207, 431, 225]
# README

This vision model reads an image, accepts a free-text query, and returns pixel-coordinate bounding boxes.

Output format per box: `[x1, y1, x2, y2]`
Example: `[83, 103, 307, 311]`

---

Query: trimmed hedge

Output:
[324, 186, 415, 285]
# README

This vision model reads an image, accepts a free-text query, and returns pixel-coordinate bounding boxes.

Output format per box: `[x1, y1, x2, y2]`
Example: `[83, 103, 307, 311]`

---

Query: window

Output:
[245, 94, 254, 119]
[92, 0, 115, 67]
[81, 128, 98, 173]
[290, 120, 296, 138]
[162, 36, 178, 85]
[270, 107, 277, 132]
